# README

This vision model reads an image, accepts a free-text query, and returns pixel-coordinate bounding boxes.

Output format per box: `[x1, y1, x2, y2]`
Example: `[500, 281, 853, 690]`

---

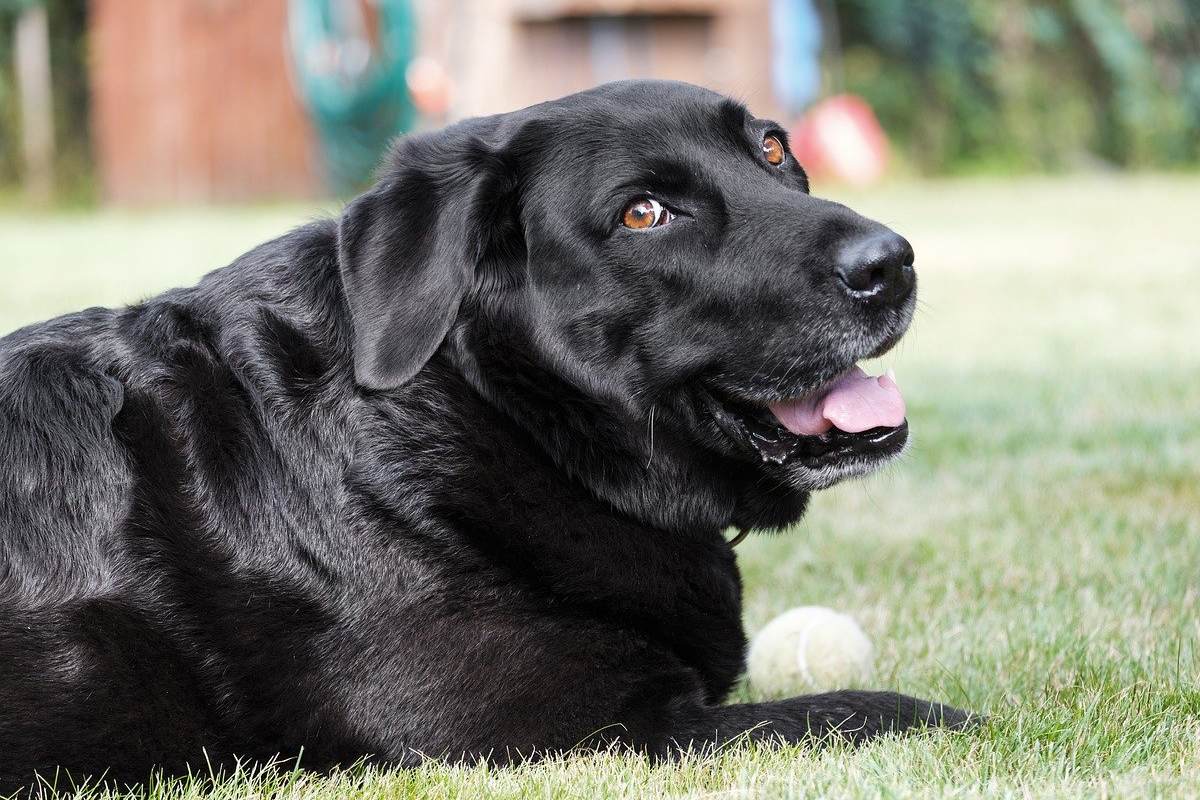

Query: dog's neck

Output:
[436, 312, 808, 537]
[441, 333, 733, 536]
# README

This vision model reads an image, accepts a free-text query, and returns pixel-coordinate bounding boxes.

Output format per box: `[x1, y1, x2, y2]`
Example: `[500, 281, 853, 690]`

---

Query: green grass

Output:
[3, 175, 1199, 799]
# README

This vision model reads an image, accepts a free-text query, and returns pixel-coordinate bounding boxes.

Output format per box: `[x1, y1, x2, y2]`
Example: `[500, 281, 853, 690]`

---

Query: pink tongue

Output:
[768, 367, 906, 435]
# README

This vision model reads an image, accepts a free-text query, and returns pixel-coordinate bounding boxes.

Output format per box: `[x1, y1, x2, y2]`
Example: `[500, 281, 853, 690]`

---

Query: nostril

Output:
[866, 265, 888, 292]
[836, 261, 890, 295]
[834, 232, 916, 304]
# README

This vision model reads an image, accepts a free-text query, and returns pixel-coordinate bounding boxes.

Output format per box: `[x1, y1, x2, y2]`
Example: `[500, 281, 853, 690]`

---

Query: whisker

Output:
[644, 405, 656, 468]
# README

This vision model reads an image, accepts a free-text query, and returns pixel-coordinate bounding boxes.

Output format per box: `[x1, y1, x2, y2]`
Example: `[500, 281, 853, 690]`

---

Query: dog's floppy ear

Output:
[338, 125, 523, 390]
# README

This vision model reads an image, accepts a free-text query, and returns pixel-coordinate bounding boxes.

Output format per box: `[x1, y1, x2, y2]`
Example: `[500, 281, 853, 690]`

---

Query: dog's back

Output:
[0, 303, 202, 783]
[0, 222, 359, 787]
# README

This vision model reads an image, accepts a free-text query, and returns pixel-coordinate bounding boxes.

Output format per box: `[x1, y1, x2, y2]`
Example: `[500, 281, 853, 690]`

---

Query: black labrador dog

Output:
[0, 80, 970, 790]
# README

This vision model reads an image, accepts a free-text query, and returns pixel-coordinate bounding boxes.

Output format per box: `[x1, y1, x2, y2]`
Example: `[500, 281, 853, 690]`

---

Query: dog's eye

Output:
[621, 198, 673, 230]
[762, 135, 786, 166]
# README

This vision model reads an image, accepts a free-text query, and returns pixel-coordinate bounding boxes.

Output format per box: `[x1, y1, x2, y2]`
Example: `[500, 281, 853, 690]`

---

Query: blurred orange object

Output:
[792, 95, 889, 186]
[406, 56, 453, 121]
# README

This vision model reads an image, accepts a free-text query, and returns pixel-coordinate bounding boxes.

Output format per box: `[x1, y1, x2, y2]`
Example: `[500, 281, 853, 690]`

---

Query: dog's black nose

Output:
[834, 231, 915, 305]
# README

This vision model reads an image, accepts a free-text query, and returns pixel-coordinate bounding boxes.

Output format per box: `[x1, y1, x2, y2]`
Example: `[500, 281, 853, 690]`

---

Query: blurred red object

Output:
[792, 95, 889, 186]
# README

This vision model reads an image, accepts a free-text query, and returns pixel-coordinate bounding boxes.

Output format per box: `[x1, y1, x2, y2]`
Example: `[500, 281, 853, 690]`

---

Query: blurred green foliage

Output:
[0, 0, 1196, 201]
[0, 0, 92, 202]
[835, 0, 1200, 172]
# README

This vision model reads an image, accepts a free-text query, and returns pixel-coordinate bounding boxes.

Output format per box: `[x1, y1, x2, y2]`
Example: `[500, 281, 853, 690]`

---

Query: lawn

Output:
[1, 175, 1198, 799]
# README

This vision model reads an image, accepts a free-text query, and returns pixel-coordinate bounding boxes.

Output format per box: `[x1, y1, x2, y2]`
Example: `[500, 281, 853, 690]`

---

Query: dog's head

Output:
[339, 81, 917, 533]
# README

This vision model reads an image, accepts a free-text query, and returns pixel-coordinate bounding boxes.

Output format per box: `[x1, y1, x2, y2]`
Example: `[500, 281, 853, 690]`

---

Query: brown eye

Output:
[762, 134, 786, 166]
[621, 197, 672, 230]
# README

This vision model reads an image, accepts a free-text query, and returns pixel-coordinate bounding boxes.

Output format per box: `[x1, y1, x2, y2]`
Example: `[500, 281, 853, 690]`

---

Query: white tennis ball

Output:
[747, 606, 874, 696]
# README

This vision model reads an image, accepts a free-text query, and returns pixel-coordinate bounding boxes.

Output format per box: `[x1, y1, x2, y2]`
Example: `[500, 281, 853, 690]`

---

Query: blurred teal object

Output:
[288, 0, 416, 192]
[771, 0, 823, 116]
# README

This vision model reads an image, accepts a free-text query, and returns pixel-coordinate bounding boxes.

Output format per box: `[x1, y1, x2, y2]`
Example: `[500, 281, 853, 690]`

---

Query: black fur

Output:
[0, 81, 971, 792]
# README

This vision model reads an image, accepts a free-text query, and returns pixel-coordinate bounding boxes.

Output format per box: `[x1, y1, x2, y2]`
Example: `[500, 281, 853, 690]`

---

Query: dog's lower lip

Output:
[743, 418, 909, 466]
[706, 368, 909, 467]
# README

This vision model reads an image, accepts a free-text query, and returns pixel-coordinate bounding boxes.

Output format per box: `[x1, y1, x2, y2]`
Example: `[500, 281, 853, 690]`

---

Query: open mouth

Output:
[710, 366, 909, 469]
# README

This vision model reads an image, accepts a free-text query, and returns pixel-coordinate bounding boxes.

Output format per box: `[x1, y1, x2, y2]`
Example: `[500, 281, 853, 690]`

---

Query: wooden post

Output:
[14, 3, 55, 204]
